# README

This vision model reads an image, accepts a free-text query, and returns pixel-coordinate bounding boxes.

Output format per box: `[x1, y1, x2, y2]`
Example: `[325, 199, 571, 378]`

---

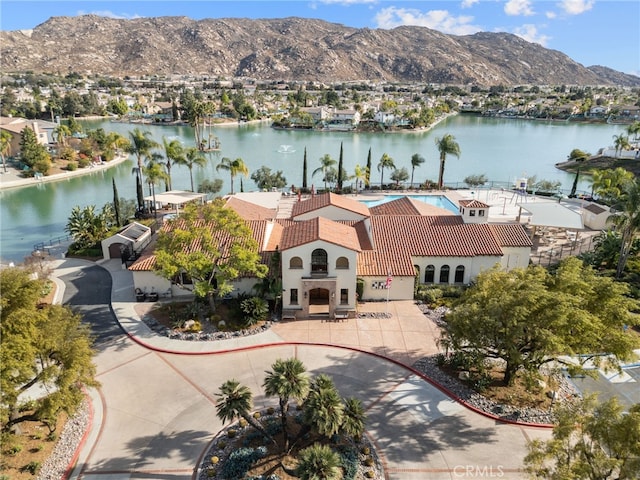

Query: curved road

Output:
[60, 262, 550, 480]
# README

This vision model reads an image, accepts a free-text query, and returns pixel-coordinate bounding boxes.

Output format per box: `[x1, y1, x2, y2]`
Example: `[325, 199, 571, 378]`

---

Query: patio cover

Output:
[517, 202, 584, 229]
[144, 190, 207, 205]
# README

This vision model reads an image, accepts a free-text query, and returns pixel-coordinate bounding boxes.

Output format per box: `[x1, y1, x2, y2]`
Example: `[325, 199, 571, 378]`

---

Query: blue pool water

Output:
[360, 195, 459, 214]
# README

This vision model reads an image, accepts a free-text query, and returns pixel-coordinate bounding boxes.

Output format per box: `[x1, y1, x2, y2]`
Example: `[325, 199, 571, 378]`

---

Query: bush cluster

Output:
[219, 446, 267, 478]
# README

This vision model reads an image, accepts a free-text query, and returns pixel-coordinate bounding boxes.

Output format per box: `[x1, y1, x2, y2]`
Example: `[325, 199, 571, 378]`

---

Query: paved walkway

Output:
[46, 258, 553, 480]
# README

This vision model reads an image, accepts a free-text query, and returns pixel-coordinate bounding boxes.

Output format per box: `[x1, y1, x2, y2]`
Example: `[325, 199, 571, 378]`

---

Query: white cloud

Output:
[504, 0, 535, 16]
[77, 10, 142, 20]
[545, 11, 557, 19]
[461, 0, 480, 8]
[513, 24, 551, 46]
[374, 7, 481, 35]
[559, 0, 595, 15]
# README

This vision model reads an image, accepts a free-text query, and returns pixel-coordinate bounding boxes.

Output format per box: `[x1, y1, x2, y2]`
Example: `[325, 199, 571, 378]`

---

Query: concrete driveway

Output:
[58, 260, 551, 480]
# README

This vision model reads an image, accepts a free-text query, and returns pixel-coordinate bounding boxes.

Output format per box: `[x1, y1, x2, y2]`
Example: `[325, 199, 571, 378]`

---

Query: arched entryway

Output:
[308, 287, 330, 315]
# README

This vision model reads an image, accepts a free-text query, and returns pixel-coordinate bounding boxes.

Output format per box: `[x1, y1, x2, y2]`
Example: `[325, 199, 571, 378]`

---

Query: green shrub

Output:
[21, 461, 41, 475]
[238, 418, 248, 428]
[217, 440, 226, 449]
[356, 278, 365, 300]
[220, 447, 267, 478]
[364, 457, 374, 466]
[227, 429, 237, 438]
[240, 297, 268, 327]
[6, 444, 22, 455]
[66, 161, 78, 171]
[77, 155, 91, 168]
[253, 411, 261, 419]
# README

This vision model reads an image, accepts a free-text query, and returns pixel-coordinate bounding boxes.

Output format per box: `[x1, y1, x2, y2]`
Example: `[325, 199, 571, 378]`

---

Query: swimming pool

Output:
[360, 195, 459, 214]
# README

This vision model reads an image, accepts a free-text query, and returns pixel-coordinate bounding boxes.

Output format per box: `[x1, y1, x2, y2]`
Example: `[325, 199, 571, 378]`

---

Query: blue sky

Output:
[1, 0, 638, 76]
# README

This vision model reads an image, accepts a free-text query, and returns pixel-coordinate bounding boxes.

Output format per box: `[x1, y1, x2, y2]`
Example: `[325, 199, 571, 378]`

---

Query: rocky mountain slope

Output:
[2, 15, 638, 86]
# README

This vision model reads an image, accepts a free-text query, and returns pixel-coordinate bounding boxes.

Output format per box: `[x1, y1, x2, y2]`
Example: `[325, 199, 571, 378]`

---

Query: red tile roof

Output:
[225, 196, 276, 220]
[291, 192, 370, 218]
[280, 217, 361, 251]
[459, 199, 490, 208]
[489, 224, 533, 247]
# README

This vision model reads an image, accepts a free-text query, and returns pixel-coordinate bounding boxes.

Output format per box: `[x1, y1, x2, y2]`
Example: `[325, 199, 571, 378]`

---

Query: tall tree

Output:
[312, 154, 337, 191]
[410, 153, 425, 188]
[215, 380, 276, 445]
[435, 133, 461, 189]
[626, 121, 640, 141]
[302, 146, 308, 190]
[337, 141, 344, 192]
[19, 126, 51, 176]
[0, 129, 12, 173]
[127, 128, 159, 206]
[390, 167, 409, 186]
[610, 178, 640, 279]
[0, 268, 98, 432]
[353, 164, 369, 195]
[126, 128, 159, 174]
[142, 161, 169, 217]
[263, 357, 309, 450]
[65, 204, 110, 250]
[53, 124, 71, 149]
[440, 258, 638, 385]
[154, 199, 267, 310]
[216, 157, 249, 194]
[366, 147, 372, 185]
[612, 133, 630, 158]
[175, 146, 207, 192]
[162, 137, 185, 191]
[112, 177, 121, 227]
[525, 396, 640, 480]
[377, 153, 395, 188]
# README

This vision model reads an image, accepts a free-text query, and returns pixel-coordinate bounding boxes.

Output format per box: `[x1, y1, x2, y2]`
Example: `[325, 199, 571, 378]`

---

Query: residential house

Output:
[0, 116, 57, 156]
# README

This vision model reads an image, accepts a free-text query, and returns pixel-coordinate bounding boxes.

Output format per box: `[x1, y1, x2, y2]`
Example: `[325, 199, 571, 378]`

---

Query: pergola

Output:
[144, 190, 207, 214]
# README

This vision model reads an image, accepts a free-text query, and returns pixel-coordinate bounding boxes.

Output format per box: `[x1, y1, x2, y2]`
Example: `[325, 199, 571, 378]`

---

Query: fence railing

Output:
[33, 234, 72, 252]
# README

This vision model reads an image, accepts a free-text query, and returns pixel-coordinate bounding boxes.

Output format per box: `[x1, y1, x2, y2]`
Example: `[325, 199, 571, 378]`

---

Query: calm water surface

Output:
[0, 115, 622, 262]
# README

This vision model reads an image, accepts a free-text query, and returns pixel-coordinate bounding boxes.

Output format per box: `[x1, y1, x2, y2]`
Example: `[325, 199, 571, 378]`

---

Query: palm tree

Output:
[435, 133, 461, 189]
[263, 358, 309, 450]
[142, 161, 168, 217]
[127, 128, 159, 173]
[410, 153, 425, 188]
[591, 167, 634, 204]
[0, 130, 12, 173]
[53, 124, 71, 148]
[610, 178, 640, 279]
[377, 153, 395, 189]
[341, 397, 365, 439]
[312, 154, 337, 191]
[303, 374, 344, 438]
[215, 379, 276, 444]
[626, 121, 640, 142]
[176, 147, 207, 192]
[162, 137, 184, 191]
[612, 133, 631, 158]
[353, 164, 369, 195]
[127, 128, 159, 208]
[216, 157, 249, 194]
[295, 444, 341, 480]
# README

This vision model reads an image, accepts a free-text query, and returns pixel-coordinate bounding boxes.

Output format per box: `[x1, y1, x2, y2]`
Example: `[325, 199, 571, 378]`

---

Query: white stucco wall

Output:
[413, 255, 502, 286]
[499, 247, 530, 270]
[281, 240, 358, 310]
[361, 275, 414, 301]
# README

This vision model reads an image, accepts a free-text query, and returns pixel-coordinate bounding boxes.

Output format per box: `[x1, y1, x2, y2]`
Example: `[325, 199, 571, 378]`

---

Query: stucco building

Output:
[129, 192, 532, 318]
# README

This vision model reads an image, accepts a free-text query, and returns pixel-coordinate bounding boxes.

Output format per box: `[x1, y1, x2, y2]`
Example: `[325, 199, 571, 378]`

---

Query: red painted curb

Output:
[62, 388, 95, 480]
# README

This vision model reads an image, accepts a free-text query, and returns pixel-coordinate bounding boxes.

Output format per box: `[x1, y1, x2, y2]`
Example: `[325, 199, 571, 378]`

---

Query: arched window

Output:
[289, 256, 303, 269]
[335, 256, 349, 269]
[311, 248, 328, 274]
[439, 265, 450, 284]
[455, 265, 465, 284]
[424, 265, 435, 283]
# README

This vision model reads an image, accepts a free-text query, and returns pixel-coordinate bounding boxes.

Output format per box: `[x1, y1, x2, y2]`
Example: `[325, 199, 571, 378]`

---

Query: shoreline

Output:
[0, 153, 131, 191]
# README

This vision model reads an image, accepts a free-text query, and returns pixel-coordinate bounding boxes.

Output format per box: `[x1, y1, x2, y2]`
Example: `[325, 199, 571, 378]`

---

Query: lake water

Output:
[0, 114, 622, 263]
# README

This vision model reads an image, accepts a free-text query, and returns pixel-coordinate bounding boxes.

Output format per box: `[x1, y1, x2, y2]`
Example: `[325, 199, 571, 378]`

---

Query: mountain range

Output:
[2, 15, 639, 87]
